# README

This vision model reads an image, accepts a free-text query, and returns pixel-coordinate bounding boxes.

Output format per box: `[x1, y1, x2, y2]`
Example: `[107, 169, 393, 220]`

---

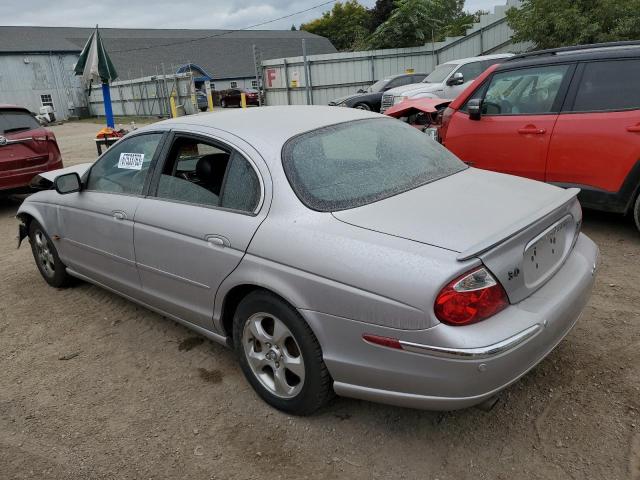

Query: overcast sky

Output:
[6, 0, 505, 29]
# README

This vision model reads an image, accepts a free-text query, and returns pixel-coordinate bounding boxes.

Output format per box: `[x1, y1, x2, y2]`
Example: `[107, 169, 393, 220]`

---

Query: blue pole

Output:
[102, 82, 115, 128]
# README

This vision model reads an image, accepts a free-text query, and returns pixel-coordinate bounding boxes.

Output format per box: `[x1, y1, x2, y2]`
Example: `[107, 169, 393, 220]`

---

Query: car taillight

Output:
[439, 106, 455, 143]
[434, 266, 508, 326]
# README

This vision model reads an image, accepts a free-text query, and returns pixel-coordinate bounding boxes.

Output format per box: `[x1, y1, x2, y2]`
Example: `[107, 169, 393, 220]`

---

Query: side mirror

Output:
[357, 88, 366, 94]
[467, 98, 482, 121]
[54, 172, 82, 194]
[447, 72, 464, 86]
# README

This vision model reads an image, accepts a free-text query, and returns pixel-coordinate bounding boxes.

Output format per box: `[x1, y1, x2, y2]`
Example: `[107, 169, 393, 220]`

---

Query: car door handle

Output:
[626, 124, 640, 133]
[517, 126, 546, 135]
[205, 235, 230, 248]
[112, 211, 126, 220]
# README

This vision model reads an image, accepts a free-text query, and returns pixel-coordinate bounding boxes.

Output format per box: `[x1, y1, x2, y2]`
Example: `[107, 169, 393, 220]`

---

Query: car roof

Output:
[443, 53, 513, 66]
[499, 41, 640, 71]
[142, 106, 381, 152]
[0, 104, 29, 111]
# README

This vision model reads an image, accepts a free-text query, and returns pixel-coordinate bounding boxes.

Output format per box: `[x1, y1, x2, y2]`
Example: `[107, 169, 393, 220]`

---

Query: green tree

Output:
[290, 24, 297, 31]
[506, 0, 640, 49]
[300, 1, 371, 51]
[368, 0, 395, 31]
[367, 0, 468, 49]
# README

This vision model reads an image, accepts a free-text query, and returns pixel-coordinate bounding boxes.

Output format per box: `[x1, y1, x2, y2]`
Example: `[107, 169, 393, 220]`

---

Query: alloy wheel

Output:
[34, 230, 55, 278]
[242, 312, 305, 398]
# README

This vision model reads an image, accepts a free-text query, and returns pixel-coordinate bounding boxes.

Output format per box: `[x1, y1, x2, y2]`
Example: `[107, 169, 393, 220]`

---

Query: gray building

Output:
[0, 26, 336, 120]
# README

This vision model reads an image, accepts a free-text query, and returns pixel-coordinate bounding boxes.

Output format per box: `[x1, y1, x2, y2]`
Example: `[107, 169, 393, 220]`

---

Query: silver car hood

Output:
[37, 163, 92, 182]
[332, 168, 578, 255]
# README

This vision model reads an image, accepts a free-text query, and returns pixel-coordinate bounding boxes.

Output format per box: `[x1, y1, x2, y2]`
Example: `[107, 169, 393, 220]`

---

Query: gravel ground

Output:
[0, 121, 639, 479]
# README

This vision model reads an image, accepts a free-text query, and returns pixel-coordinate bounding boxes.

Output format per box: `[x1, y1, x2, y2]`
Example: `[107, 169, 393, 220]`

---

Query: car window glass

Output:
[157, 137, 259, 212]
[424, 63, 457, 83]
[482, 64, 569, 115]
[573, 59, 640, 112]
[86, 133, 162, 195]
[283, 118, 466, 212]
[220, 155, 260, 212]
[456, 61, 485, 83]
[0, 110, 40, 134]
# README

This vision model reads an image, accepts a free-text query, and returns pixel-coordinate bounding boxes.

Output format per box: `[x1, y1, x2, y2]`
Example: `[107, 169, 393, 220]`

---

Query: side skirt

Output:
[66, 267, 230, 347]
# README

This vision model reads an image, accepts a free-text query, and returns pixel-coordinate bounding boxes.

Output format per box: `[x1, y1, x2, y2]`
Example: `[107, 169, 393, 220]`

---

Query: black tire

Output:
[353, 103, 371, 111]
[233, 290, 334, 415]
[634, 191, 640, 233]
[28, 221, 71, 288]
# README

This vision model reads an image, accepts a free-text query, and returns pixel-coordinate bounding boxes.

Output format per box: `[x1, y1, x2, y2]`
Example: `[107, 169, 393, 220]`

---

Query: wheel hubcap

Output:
[34, 230, 55, 277]
[242, 313, 305, 398]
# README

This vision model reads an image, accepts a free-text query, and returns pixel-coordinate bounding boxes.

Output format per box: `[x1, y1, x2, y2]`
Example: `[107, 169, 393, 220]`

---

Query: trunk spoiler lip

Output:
[456, 187, 581, 262]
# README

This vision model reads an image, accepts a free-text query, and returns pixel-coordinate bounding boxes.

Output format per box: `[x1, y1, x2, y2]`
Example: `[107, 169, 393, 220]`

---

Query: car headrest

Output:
[195, 153, 229, 195]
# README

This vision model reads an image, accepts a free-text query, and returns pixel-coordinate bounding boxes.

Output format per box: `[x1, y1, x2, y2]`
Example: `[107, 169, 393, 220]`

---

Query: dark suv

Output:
[438, 41, 640, 231]
[328, 73, 427, 111]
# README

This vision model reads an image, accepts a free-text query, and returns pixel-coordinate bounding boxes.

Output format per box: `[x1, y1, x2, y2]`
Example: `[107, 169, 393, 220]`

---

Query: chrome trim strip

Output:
[0, 137, 34, 147]
[399, 324, 542, 360]
[63, 238, 136, 267]
[136, 262, 211, 289]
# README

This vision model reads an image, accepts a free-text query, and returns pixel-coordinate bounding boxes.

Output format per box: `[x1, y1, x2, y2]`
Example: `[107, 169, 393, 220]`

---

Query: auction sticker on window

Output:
[118, 153, 144, 170]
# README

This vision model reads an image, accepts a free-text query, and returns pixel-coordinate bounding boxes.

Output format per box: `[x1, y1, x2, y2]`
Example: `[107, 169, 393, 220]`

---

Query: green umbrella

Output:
[74, 26, 118, 128]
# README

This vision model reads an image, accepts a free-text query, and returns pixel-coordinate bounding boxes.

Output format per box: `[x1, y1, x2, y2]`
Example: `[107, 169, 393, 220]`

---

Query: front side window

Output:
[283, 118, 466, 211]
[572, 59, 640, 112]
[156, 137, 260, 212]
[86, 133, 163, 195]
[481, 64, 570, 115]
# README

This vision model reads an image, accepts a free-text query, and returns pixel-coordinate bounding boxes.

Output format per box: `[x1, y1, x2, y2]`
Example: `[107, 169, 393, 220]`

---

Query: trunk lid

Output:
[332, 168, 582, 303]
[0, 108, 49, 173]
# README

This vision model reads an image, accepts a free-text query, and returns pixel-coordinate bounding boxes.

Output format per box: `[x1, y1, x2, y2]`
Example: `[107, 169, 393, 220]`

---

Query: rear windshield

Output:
[282, 118, 466, 211]
[0, 109, 39, 134]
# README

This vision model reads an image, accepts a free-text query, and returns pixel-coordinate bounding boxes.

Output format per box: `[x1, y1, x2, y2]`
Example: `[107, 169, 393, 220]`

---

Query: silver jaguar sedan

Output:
[17, 106, 599, 415]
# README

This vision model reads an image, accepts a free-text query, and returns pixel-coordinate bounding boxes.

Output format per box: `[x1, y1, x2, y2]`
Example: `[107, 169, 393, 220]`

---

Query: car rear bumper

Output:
[301, 233, 599, 410]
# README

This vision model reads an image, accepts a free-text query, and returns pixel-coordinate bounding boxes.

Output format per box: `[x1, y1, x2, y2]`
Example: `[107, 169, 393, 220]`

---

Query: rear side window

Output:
[572, 59, 640, 112]
[0, 110, 40, 134]
[481, 64, 570, 115]
[282, 118, 466, 212]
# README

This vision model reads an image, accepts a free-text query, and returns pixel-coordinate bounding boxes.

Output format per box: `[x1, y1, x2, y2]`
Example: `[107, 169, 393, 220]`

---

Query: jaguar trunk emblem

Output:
[0, 136, 7, 146]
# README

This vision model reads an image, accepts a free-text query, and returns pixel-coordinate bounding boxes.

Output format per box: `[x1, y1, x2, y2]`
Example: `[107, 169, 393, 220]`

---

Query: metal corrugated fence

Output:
[263, 1, 526, 106]
[87, 73, 198, 118]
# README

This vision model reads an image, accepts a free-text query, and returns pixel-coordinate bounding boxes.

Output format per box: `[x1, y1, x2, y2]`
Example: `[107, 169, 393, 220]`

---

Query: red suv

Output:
[0, 105, 63, 193]
[438, 42, 640, 231]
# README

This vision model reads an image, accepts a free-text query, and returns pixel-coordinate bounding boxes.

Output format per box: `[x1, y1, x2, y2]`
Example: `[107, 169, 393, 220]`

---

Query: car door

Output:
[546, 58, 640, 211]
[133, 131, 267, 329]
[444, 63, 574, 180]
[55, 132, 166, 295]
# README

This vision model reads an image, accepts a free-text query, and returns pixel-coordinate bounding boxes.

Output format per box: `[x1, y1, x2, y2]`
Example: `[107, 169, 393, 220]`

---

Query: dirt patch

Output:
[178, 337, 205, 352]
[198, 368, 223, 384]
